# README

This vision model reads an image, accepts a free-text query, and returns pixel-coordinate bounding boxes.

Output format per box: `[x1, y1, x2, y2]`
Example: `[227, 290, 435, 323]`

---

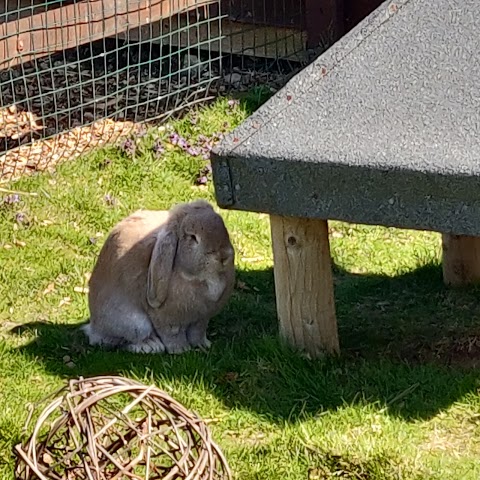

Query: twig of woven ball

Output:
[14, 375, 231, 480]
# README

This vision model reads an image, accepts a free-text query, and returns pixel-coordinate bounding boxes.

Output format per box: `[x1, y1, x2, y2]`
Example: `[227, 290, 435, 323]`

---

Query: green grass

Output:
[1, 91, 480, 479]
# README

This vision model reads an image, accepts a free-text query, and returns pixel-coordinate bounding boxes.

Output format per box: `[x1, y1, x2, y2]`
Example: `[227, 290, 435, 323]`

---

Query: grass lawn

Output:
[1, 92, 480, 479]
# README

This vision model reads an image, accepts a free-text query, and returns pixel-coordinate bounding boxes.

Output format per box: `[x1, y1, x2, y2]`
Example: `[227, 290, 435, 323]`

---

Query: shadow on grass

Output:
[10, 262, 480, 423]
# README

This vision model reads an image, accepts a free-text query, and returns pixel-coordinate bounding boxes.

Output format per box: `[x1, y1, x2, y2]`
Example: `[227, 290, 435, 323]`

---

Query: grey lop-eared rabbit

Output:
[82, 200, 235, 354]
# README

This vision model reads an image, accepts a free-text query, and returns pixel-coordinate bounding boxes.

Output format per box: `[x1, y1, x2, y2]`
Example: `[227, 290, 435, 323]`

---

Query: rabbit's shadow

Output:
[10, 262, 480, 423]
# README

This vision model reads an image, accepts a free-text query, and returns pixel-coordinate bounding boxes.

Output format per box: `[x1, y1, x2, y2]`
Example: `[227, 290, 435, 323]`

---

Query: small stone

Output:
[181, 54, 199, 69]
[65, 361, 76, 369]
[224, 73, 242, 85]
[62, 355, 71, 363]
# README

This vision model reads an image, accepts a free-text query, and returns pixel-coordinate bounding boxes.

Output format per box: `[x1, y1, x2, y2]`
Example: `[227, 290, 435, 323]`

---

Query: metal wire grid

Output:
[221, 0, 307, 68]
[0, 0, 309, 184]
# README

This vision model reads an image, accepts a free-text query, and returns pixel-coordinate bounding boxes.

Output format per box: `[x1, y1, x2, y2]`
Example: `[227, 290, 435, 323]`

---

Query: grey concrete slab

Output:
[211, 0, 480, 236]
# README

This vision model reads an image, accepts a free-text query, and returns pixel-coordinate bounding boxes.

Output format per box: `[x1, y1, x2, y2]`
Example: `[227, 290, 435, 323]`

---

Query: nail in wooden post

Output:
[442, 233, 480, 286]
[270, 215, 339, 357]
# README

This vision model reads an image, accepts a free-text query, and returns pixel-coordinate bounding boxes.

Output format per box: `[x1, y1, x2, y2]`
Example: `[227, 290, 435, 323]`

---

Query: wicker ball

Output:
[14, 375, 231, 480]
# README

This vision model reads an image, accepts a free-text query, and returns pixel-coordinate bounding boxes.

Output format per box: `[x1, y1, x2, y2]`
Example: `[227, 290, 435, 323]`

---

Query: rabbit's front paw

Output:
[190, 336, 212, 351]
[187, 321, 211, 350]
[126, 336, 165, 354]
[163, 340, 192, 355]
[157, 325, 191, 355]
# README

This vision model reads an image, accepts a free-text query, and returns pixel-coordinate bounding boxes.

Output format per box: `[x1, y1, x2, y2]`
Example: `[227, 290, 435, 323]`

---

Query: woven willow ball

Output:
[14, 375, 231, 480]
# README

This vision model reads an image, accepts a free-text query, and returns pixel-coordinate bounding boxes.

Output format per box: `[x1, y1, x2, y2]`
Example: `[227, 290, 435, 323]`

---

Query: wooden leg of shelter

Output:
[442, 234, 480, 286]
[269, 215, 339, 358]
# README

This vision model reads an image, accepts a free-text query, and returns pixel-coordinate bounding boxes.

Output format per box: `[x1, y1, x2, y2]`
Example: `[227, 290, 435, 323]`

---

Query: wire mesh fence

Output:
[0, 0, 354, 185]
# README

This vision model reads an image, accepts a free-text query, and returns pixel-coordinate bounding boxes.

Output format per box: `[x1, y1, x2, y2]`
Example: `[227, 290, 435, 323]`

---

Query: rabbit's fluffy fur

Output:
[82, 199, 235, 354]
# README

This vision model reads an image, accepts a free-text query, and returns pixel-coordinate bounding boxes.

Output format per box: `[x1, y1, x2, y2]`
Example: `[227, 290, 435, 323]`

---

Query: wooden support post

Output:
[270, 215, 339, 357]
[442, 234, 480, 286]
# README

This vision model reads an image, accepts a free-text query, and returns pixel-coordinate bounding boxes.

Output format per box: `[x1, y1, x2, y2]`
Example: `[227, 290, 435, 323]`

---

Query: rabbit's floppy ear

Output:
[146, 226, 178, 308]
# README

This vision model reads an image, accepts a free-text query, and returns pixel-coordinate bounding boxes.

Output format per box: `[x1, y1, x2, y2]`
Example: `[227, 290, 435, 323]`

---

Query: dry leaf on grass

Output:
[240, 256, 265, 263]
[58, 297, 71, 307]
[73, 286, 89, 294]
[42, 283, 55, 295]
[236, 280, 250, 291]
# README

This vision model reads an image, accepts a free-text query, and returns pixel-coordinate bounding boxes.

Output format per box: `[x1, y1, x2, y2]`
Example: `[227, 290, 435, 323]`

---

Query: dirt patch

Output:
[397, 332, 480, 369]
[307, 450, 422, 480]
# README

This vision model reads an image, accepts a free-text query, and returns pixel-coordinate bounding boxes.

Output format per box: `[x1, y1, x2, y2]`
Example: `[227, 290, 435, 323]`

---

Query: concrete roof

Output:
[211, 0, 480, 236]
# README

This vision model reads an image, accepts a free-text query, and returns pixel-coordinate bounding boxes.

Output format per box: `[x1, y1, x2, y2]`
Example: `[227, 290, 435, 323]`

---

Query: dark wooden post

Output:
[304, 0, 345, 50]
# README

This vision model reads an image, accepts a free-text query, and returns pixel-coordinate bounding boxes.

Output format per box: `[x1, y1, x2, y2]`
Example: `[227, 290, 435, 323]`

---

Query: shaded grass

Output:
[1, 92, 480, 479]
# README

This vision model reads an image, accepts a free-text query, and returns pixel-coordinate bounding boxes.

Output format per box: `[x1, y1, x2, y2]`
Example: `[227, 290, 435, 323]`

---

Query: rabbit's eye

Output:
[189, 234, 198, 244]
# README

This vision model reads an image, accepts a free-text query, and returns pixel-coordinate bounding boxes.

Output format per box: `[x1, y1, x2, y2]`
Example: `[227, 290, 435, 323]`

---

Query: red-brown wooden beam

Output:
[0, 0, 215, 69]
